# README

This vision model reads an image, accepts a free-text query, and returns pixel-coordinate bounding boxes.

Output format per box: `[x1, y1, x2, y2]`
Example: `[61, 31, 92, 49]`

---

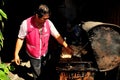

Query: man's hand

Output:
[63, 46, 73, 55]
[61, 47, 73, 58]
[66, 46, 73, 54]
[14, 55, 21, 65]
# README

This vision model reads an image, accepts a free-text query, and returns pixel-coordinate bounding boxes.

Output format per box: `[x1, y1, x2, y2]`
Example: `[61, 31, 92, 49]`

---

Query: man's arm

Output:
[48, 20, 73, 54]
[14, 38, 24, 65]
[54, 34, 72, 54]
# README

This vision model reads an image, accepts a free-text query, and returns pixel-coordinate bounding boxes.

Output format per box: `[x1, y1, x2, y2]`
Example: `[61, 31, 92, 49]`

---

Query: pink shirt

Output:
[18, 17, 60, 59]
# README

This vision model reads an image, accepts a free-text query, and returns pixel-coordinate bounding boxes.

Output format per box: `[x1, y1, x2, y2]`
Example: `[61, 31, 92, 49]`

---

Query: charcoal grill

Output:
[56, 55, 98, 80]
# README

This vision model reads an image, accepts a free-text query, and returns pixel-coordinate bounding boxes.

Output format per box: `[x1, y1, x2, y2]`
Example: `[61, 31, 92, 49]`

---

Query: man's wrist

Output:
[63, 41, 68, 48]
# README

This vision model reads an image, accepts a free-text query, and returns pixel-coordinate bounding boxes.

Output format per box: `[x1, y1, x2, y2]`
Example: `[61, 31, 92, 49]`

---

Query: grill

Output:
[56, 55, 98, 80]
[56, 21, 120, 80]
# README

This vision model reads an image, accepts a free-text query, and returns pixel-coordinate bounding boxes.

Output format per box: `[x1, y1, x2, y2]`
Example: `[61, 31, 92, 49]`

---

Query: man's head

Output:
[35, 4, 50, 24]
[36, 4, 50, 18]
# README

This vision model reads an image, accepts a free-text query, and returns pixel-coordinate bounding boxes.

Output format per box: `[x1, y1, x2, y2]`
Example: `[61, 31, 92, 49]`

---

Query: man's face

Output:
[36, 14, 49, 24]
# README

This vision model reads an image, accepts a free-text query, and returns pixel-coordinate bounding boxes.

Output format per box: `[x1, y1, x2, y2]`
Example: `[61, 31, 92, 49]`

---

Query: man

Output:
[14, 4, 73, 80]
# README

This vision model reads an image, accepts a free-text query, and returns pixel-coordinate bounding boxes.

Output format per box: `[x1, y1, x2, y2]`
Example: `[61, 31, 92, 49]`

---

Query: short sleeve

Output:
[48, 20, 60, 37]
[18, 20, 27, 39]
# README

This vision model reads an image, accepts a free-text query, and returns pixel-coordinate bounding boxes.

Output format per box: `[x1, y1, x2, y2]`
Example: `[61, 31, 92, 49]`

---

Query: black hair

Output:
[35, 4, 50, 18]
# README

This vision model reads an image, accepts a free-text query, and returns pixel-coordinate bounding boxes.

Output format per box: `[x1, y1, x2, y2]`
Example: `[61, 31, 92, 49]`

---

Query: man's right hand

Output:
[14, 55, 21, 65]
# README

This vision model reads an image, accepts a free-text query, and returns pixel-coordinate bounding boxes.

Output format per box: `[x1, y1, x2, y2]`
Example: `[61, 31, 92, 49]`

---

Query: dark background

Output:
[0, 0, 120, 80]
[1, 0, 120, 64]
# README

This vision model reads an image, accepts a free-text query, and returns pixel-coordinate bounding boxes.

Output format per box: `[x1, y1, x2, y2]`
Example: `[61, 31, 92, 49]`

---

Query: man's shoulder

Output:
[46, 19, 53, 25]
[22, 16, 33, 25]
